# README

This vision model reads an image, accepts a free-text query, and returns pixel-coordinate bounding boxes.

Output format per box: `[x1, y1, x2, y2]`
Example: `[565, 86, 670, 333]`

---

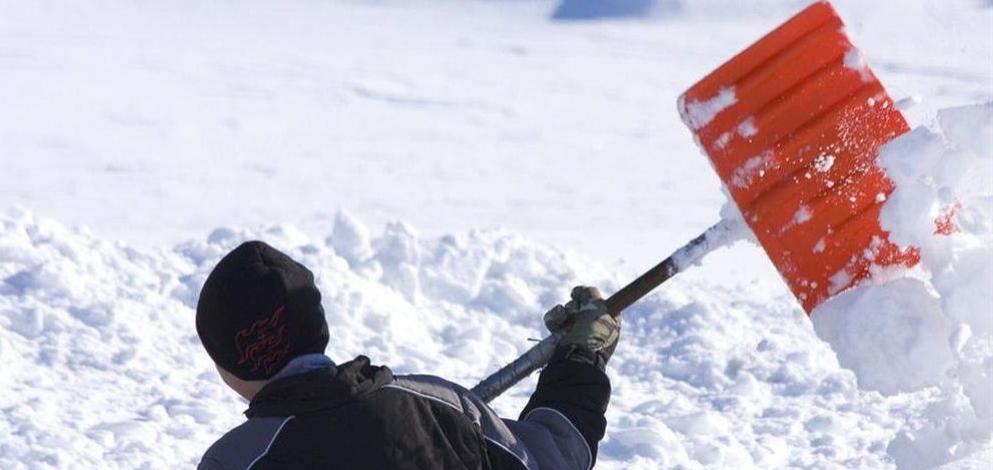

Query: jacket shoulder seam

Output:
[245, 415, 295, 470]
[383, 383, 533, 470]
[382, 383, 464, 415]
[482, 435, 534, 470]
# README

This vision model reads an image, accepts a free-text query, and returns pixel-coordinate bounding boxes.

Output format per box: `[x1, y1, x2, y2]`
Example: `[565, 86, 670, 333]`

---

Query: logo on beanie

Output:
[234, 305, 290, 376]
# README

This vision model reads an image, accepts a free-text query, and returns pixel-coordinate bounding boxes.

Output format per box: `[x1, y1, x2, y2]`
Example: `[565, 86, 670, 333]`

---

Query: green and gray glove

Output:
[544, 286, 621, 369]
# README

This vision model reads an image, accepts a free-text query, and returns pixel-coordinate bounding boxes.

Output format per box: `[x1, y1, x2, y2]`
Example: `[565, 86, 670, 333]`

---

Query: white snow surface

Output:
[812, 103, 993, 468]
[680, 87, 738, 130]
[0, 208, 914, 469]
[843, 49, 873, 82]
[1, 0, 992, 469]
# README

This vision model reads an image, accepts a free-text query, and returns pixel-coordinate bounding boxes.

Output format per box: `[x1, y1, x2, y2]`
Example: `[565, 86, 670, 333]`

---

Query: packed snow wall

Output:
[0, 205, 938, 469]
[812, 103, 993, 469]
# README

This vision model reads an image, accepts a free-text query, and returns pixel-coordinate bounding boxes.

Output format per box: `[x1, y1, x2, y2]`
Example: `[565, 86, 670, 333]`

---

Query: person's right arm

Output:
[504, 286, 620, 469]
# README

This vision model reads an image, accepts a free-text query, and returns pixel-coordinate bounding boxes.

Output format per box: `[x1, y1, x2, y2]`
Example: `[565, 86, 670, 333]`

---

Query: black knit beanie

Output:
[196, 241, 329, 381]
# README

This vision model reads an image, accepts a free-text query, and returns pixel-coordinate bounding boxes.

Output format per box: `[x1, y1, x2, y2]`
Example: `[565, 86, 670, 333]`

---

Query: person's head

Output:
[196, 241, 329, 400]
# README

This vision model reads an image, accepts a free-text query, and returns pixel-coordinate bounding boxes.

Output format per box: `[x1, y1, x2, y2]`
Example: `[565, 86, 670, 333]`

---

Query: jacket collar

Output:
[270, 353, 336, 382]
[246, 355, 394, 418]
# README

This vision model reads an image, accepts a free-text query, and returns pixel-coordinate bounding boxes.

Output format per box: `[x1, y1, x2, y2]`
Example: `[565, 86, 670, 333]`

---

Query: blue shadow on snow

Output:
[552, 0, 673, 20]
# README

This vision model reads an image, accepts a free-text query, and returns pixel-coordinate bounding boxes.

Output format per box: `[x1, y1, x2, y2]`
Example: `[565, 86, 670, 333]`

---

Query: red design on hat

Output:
[234, 305, 290, 376]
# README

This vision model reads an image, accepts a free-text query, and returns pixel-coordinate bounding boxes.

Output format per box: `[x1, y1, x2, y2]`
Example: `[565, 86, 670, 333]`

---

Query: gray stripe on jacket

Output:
[198, 416, 294, 470]
[391, 374, 592, 470]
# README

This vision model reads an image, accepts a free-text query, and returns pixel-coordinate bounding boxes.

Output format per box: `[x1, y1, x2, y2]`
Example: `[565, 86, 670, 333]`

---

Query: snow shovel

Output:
[471, 0, 913, 403]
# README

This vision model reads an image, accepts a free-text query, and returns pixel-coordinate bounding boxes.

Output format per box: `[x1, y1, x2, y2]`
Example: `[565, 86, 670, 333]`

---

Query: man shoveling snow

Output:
[195, 241, 620, 470]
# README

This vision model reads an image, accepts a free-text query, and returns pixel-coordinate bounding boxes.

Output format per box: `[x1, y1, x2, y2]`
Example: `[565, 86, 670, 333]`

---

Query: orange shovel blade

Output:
[678, 1, 917, 313]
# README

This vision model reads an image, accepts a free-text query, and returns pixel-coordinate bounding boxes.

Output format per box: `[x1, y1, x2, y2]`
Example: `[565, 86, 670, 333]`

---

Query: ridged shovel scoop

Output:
[679, 0, 917, 312]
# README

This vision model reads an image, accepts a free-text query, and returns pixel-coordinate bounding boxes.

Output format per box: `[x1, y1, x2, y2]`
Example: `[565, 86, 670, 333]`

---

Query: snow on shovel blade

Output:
[678, 1, 917, 313]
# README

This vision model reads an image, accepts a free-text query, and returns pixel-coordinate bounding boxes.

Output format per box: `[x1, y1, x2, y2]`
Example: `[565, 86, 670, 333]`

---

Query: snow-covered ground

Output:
[1, 1, 991, 468]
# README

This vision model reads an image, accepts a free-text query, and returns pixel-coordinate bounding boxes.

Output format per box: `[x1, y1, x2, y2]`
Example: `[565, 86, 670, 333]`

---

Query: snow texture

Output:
[0, 208, 614, 468]
[813, 154, 836, 173]
[730, 151, 772, 188]
[1, 0, 992, 469]
[812, 102, 993, 468]
[793, 206, 813, 225]
[843, 48, 873, 82]
[669, 215, 747, 270]
[0, 209, 916, 469]
[681, 87, 738, 130]
[737, 117, 759, 138]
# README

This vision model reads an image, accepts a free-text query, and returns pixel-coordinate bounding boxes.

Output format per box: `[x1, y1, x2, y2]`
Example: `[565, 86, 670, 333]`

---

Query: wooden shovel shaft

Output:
[470, 219, 740, 403]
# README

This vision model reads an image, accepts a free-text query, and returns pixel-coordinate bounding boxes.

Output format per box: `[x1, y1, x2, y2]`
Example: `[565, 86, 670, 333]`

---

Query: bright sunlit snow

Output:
[1, 1, 991, 469]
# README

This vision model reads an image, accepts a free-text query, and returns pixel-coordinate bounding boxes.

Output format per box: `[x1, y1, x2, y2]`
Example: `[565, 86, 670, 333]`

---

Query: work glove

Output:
[544, 286, 621, 370]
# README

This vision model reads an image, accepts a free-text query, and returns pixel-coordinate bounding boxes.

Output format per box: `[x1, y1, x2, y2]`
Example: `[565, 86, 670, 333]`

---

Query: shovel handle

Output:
[604, 256, 679, 316]
[470, 219, 739, 403]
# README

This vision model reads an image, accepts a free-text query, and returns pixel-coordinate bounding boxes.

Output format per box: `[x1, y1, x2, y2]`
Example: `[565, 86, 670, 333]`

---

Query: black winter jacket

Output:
[198, 349, 610, 470]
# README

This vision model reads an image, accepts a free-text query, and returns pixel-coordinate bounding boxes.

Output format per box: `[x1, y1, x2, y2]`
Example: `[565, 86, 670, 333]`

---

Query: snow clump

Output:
[812, 102, 993, 468]
[679, 87, 737, 130]
[0, 207, 927, 469]
[0, 208, 609, 468]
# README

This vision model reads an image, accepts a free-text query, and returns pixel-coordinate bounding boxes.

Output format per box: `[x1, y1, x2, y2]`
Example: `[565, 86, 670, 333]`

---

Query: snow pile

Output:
[1, 207, 927, 469]
[602, 282, 906, 469]
[812, 103, 993, 468]
[0, 208, 213, 468]
[811, 278, 957, 395]
[0, 1, 990, 466]
[0, 208, 612, 468]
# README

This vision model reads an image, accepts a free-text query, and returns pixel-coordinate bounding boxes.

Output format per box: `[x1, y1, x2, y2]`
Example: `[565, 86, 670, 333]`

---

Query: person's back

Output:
[196, 241, 618, 470]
